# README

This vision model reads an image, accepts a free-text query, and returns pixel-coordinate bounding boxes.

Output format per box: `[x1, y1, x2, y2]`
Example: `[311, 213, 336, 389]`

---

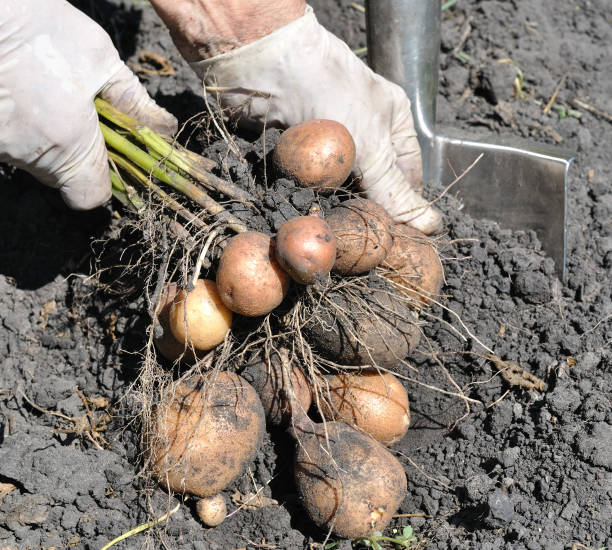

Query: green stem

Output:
[108, 151, 208, 232]
[101, 122, 247, 233]
[95, 97, 254, 203]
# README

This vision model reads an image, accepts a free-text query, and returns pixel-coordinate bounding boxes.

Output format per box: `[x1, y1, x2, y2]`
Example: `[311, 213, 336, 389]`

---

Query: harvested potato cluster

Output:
[146, 119, 445, 539]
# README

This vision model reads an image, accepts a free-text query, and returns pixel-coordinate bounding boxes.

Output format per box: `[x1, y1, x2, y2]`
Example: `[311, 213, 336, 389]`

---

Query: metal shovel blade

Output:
[365, 0, 574, 280]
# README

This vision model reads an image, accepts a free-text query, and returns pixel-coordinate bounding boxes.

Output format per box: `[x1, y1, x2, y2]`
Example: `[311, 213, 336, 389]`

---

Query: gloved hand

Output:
[151, 2, 441, 234]
[0, 0, 177, 210]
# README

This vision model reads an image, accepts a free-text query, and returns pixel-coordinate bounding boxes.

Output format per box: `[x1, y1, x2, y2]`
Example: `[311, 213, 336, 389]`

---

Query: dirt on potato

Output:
[1, 1, 611, 550]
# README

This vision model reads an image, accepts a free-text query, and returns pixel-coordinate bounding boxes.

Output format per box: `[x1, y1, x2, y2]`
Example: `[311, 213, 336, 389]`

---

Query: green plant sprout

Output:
[325, 525, 419, 550]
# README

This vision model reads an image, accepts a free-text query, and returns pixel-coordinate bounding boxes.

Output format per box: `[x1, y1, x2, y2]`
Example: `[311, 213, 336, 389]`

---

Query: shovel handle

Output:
[365, 0, 440, 180]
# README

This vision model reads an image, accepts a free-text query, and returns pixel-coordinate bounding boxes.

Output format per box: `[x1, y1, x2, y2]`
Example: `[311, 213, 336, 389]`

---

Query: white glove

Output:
[191, 6, 441, 234]
[0, 0, 177, 210]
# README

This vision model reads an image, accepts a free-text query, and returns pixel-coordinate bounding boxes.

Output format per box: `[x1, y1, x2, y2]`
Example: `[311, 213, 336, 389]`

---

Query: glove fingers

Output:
[364, 163, 442, 235]
[55, 109, 112, 211]
[387, 83, 424, 192]
[100, 64, 178, 136]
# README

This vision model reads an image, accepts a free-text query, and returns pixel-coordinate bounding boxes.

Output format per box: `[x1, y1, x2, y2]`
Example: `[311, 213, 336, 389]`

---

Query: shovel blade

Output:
[434, 134, 574, 280]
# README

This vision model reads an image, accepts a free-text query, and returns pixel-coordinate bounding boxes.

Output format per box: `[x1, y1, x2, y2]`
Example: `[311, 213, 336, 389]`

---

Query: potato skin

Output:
[326, 199, 393, 275]
[154, 283, 190, 362]
[321, 372, 410, 446]
[216, 232, 291, 317]
[275, 216, 336, 284]
[195, 494, 227, 527]
[169, 279, 232, 351]
[382, 224, 444, 306]
[242, 350, 312, 428]
[294, 421, 407, 539]
[148, 372, 265, 498]
[272, 119, 355, 193]
[304, 281, 420, 368]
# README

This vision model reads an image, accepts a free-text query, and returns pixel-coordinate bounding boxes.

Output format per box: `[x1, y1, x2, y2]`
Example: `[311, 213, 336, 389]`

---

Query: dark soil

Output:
[1, 1, 611, 550]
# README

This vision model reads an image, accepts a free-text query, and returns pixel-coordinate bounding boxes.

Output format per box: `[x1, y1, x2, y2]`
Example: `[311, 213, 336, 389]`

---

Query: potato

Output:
[272, 119, 355, 194]
[154, 283, 193, 362]
[326, 199, 393, 275]
[195, 494, 227, 527]
[321, 372, 410, 446]
[275, 216, 336, 284]
[304, 280, 420, 368]
[148, 371, 265, 498]
[382, 223, 444, 306]
[169, 279, 232, 351]
[216, 232, 291, 317]
[293, 420, 407, 538]
[242, 349, 312, 428]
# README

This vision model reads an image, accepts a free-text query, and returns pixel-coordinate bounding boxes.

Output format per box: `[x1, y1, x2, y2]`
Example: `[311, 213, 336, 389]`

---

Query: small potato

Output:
[196, 494, 227, 527]
[294, 420, 407, 539]
[242, 349, 312, 428]
[272, 119, 356, 194]
[148, 372, 265, 499]
[304, 280, 420, 368]
[216, 232, 291, 317]
[169, 279, 232, 351]
[382, 223, 444, 306]
[321, 372, 410, 446]
[154, 283, 191, 362]
[275, 216, 336, 284]
[326, 199, 393, 275]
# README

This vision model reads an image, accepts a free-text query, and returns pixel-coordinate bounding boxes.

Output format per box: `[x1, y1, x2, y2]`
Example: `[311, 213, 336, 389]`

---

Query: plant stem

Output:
[101, 122, 247, 233]
[95, 97, 255, 203]
[108, 151, 209, 232]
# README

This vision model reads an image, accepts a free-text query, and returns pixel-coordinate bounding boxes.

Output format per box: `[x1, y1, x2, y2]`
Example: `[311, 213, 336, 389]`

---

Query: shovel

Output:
[365, 0, 574, 280]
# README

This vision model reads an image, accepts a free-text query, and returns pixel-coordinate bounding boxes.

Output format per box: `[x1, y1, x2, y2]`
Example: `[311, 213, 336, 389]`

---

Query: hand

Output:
[0, 0, 177, 210]
[151, 1, 441, 234]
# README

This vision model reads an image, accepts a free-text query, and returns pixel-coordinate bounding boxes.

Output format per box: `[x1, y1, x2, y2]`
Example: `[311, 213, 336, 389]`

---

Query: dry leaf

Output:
[231, 490, 278, 511]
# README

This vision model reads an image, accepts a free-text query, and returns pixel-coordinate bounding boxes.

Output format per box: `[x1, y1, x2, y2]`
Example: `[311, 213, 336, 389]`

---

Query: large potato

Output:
[382, 223, 444, 306]
[272, 119, 356, 194]
[294, 420, 407, 538]
[304, 280, 420, 368]
[148, 372, 265, 498]
[216, 231, 291, 317]
[321, 372, 410, 446]
[326, 199, 393, 275]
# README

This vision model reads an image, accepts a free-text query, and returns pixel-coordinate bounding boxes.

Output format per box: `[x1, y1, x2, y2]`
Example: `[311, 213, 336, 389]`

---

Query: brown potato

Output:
[154, 283, 189, 362]
[169, 279, 232, 351]
[326, 199, 393, 275]
[382, 223, 444, 306]
[195, 494, 227, 527]
[304, 281, 420, 368]
[321, 372, 410, 446]
[275, 216, 336, 284]
[293, 420, 407, 539]
[242, 349, 312, 428]
[272, 119, 356, 194]
[148, 371, 265, 498]
[216, 232, 291, 317]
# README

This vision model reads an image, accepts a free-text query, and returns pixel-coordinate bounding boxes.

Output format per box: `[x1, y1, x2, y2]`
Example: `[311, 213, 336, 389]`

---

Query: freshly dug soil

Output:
[1, 1, 611, 550]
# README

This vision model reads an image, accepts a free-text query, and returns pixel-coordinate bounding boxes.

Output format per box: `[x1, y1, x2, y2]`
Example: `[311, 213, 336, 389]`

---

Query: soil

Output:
[1, 1, 611, 550]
